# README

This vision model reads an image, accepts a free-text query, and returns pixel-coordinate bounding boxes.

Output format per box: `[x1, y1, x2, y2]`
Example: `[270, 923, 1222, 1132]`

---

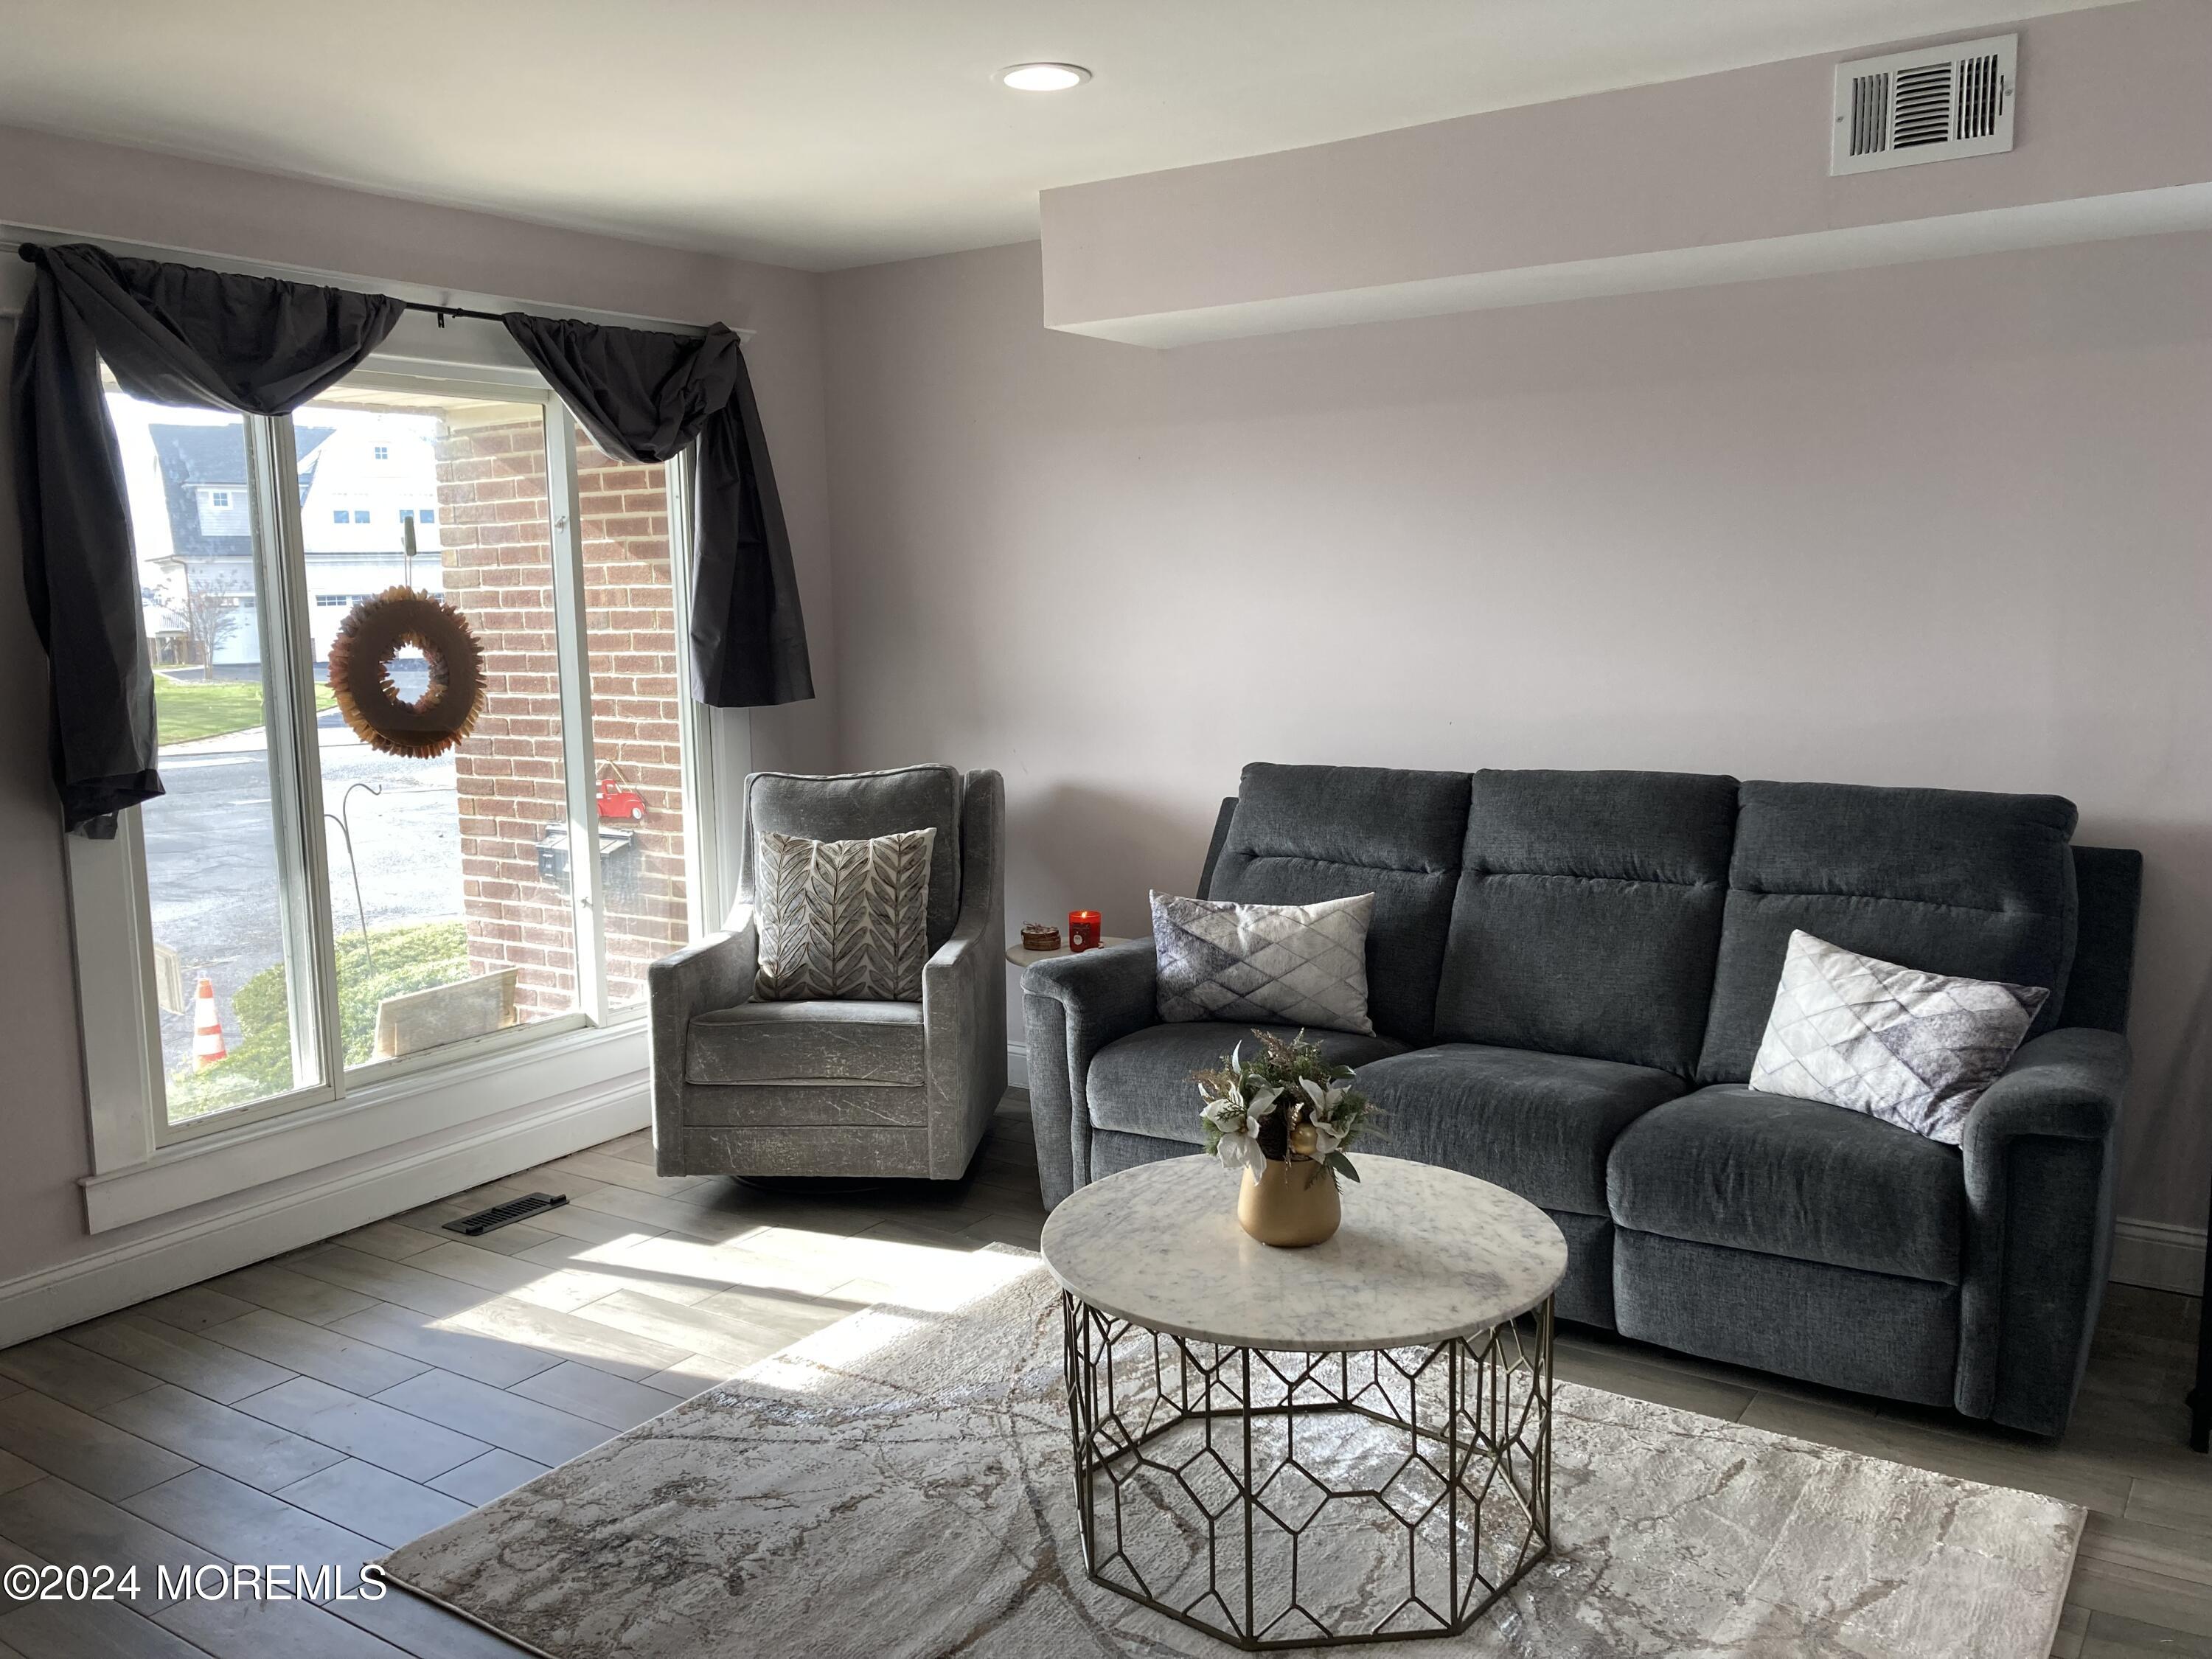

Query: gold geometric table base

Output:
[1062, 1293, 1554, 1649]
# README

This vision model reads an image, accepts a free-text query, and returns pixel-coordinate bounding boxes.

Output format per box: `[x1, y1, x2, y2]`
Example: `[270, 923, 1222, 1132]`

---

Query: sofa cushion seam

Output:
[1727, 886, 2062, 919]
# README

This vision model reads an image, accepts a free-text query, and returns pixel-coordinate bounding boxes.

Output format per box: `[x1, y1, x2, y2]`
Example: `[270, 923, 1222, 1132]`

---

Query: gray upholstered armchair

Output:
[649, 765, 1006, 1180]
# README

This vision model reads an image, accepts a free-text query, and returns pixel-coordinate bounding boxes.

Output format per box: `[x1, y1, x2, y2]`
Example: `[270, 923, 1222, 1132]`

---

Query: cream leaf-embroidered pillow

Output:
[754, 828, 935, 1001]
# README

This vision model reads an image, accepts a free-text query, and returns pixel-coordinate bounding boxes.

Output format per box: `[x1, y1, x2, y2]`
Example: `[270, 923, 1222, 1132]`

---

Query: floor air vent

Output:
[1832, 33, 2016, 175]
[444, 1192, 569, 1236]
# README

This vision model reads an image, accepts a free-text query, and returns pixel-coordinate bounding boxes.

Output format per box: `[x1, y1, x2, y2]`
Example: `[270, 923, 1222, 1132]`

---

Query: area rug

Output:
[380, 1248, 2081, 1658]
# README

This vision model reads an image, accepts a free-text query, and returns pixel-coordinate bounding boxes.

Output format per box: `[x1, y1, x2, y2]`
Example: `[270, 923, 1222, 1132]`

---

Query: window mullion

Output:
[246, 412, 344, 1101]
[664, 446, 725, 939]
[544, 406, 609, 1026]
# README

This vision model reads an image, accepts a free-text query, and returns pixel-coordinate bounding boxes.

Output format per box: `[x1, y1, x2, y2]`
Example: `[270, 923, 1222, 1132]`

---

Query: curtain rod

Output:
[405, 301, 512, 328]
[1, 297, 736, 336]
[4, 240, 740, 338]
[394, 301, 720, 336]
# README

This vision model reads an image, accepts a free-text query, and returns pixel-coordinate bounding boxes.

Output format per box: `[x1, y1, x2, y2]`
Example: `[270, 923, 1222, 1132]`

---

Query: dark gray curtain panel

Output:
[501, 314, 813, 709]
[9, 243, 404, 832]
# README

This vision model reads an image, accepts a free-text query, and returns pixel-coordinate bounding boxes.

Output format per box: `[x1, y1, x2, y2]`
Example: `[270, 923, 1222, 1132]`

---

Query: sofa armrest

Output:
[1023, 940, 1160, 1208]
[1956, 1027, 2129, 1433]
[1964, 1027, 2127, 1155]
[920, 769, 1007, 1176]
[646, 912, 758, 1170]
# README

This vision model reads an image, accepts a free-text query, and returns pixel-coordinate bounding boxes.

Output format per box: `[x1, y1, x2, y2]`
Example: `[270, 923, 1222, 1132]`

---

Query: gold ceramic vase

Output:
[1237, 1155, 1341, 1248]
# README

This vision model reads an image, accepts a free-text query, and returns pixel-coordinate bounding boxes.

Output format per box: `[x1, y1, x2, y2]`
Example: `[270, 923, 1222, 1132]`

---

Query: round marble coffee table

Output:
[1040, 1154, 1568, 1650]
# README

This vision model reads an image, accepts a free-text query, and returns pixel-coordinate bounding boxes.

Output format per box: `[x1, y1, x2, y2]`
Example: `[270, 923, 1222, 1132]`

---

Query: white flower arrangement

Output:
[1197, 1054, 1279, 1177]
[1193, 1030, 1373, 1183]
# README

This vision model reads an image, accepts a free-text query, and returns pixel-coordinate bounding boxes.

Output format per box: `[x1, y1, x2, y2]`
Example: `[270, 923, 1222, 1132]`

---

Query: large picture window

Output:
[99, 359, 704, 1142]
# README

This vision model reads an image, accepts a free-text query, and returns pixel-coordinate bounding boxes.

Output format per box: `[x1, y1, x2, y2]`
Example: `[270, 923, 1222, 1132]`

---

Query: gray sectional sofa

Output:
[1023, 764, 2142, 1436]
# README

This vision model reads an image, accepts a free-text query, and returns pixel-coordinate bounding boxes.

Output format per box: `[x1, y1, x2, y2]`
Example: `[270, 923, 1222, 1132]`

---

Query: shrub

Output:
[167, 921, 469, 1119]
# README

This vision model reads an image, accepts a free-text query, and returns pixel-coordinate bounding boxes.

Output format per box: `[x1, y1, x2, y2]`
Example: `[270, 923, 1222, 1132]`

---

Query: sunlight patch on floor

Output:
[745, 1245, 1042, 1387]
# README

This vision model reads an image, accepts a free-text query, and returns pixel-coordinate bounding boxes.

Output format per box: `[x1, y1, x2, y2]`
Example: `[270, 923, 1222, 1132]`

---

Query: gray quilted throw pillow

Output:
[754, 827, 936, 1001]
[1151, 890, 1376, 1035]
[1749, 929, 2048, 1144]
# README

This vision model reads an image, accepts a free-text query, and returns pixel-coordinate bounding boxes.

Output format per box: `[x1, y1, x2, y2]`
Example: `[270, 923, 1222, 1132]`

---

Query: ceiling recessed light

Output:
[999, 63, 1091, 92]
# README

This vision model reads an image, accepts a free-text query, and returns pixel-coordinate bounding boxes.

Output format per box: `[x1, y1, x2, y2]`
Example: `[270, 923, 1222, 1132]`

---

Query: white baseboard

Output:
[2112, 1217, 2207, 1296]
[1007, 1041, 1028, 1091]
[0, 1079, 648, 1349]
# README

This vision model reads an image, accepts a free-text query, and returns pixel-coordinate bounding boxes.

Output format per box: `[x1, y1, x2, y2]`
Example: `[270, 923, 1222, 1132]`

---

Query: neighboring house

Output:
[142, 602, 188, 667]
[144, 422, 324, 671]
[296, 422, 446, 660]
[145, 418, 446, 669]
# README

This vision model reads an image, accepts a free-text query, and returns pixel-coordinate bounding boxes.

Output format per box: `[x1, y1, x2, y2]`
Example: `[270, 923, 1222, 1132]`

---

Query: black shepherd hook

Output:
[324, 782, 383, 967]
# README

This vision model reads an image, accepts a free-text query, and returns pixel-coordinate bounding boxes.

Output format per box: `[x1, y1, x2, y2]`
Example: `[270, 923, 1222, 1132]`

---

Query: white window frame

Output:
[663, 445, 724, 943]
[67, 347, 720, 1226]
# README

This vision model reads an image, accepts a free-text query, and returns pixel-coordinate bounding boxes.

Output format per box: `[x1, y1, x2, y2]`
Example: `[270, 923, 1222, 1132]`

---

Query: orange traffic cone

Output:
[192, 975, 228, 1071]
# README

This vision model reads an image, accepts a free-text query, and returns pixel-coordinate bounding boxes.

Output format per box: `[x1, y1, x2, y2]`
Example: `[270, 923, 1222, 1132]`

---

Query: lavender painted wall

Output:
[1041, 0, 2212, 334]
[0, 126, 833, 1279]
[824, 233, 2212, 1232]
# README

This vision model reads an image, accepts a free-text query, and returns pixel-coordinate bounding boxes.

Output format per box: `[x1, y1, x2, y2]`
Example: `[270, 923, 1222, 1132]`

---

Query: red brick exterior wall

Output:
[435, 422, 689, 1022]
[576, 436, 691, 1004]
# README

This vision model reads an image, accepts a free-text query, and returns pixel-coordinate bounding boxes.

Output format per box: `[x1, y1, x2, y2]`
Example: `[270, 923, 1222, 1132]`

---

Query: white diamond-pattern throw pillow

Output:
[754, 827, 934, 1002]
[1151, 890, 1376, 1035]
[1748, 930, 2049, 1144]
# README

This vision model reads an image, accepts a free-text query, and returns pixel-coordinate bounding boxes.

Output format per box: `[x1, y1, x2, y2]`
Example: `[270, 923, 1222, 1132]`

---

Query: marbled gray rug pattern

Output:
[380, 1250, 2081, 1658]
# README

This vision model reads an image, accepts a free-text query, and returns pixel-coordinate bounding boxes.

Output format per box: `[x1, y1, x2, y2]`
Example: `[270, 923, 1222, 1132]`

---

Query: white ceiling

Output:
[2, 0, 2121, 271]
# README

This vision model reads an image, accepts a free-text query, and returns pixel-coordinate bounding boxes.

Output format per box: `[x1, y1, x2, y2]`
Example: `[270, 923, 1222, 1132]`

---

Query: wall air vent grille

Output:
[1846, 72, 1891, 157]
[1832, 33, 2016, 175]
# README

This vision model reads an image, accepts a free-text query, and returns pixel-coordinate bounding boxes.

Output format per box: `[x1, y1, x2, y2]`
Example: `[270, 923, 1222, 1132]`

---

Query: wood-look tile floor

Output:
[0, 1093, 2202, 1657]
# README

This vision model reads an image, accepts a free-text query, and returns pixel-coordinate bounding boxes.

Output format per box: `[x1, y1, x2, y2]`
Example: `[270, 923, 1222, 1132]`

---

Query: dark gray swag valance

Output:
[501, 313, 813, 712]
[9, 242, 813, 836]
[10, 243, 406, 832]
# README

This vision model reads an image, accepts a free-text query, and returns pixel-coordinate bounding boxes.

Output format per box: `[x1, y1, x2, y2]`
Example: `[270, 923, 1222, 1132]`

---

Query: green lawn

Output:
[156, 674, 335, 745]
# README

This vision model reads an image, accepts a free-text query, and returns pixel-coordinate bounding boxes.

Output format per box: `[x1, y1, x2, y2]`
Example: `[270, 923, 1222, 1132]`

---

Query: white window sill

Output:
[80, 1016, 650, 1234]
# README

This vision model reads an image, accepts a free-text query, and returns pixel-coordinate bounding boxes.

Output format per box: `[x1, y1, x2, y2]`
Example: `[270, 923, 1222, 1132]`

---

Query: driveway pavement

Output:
[145, 711, 467, 1074]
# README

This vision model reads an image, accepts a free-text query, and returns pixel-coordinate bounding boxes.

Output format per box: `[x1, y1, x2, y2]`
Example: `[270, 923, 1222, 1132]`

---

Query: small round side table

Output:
[1040, 1154, 1567, 1650]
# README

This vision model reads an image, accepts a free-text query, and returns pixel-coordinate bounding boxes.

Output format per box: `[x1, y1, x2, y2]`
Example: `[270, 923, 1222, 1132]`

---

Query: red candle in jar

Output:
[1068, 910, 1102, 952]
